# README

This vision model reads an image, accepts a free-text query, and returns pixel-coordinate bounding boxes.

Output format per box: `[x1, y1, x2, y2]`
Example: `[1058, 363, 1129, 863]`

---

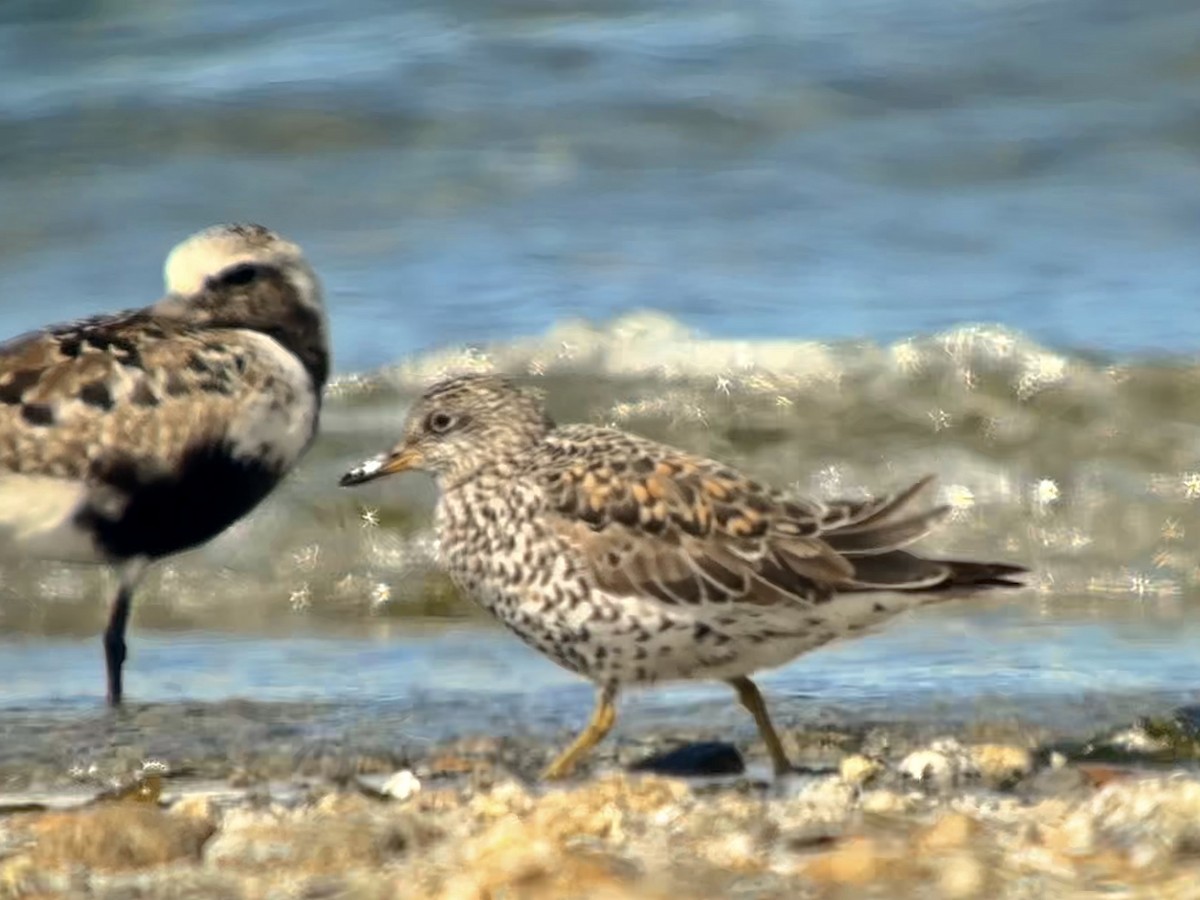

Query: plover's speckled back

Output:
[0, 223, 329, 705]
[341, 373, 1027, 780]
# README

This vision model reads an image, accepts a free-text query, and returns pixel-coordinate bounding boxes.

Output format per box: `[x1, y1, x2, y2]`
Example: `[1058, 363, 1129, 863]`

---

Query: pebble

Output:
[899, 738, 978, 788]
[1042, 809, 1097, 856]
[203, 806, 431, 873]
[4, 733, 1200, 897]
[838, 753, 883, 787]
[698, 832, 763, 871]
[860, 788, 916, 815]
[171, 794, 218, 825]
[937, 851, 987, 898]
[782, 775, 857, 826]
[1106, 725, 1169, 755]
[918, 812, 978, 852]
[801, 836, 902, 887]
[969, 744, 1033, 787]
[1076, 763, 1135, 788]
[14, 804, 214, 872]
[381, 769, 422, 802]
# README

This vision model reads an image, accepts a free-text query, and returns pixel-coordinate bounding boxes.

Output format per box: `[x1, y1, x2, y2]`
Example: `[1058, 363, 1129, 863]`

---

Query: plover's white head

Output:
[162, 222, 315, 300]
[155, 223, 330, 387]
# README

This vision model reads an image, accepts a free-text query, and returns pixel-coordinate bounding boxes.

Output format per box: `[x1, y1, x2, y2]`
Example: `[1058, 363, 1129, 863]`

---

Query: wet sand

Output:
[3, 700, 1200, 898]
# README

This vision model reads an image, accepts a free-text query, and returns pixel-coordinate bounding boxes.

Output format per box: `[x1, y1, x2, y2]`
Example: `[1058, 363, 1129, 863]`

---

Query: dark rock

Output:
[628, 741, 745, 777]
[1023, 763, 1090, 800]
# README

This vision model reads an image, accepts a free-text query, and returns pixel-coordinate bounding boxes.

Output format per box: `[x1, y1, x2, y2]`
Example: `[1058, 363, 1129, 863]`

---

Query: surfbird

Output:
[0, 223, 329, 705]
[341, 374, 1025, 779]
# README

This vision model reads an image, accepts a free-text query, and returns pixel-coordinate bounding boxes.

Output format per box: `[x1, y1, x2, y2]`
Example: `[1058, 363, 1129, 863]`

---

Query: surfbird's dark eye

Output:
[426, 411, 456, 434]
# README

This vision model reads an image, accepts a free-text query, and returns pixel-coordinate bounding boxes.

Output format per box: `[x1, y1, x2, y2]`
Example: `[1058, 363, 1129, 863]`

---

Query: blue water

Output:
[1, 0, 1199, 370]
[1, 0, 1200, 747]
[4, 609, 1198, 712]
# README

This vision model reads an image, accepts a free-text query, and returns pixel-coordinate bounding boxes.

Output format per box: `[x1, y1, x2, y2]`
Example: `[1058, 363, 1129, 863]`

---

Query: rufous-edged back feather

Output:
[538, 427, 1026, 612]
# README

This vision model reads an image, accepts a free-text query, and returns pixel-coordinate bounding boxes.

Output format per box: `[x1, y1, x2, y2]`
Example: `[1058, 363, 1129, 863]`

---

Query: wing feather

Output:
[0, 310, 312, 484]
[536, 427, 1025, 609]
[540, 429, 955, 610]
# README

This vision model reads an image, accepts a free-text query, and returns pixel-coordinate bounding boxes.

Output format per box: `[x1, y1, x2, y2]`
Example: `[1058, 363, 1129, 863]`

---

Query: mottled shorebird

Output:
[0, 224, 329, 705]
[341, 374, 1025, 779]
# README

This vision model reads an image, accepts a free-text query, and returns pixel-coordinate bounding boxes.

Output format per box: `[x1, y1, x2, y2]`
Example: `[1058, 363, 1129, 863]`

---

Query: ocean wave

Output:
[2, 314, 1196, 639]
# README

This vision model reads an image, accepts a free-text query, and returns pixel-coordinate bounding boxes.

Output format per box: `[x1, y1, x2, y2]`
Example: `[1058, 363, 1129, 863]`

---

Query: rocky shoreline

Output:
[3, 710, 1200, 899]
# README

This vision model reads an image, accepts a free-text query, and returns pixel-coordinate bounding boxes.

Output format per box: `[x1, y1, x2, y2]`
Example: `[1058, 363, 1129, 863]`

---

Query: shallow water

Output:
[4, 607, 1200, 714]
[1, 612, 1198, 790]
[2, 0, 1200, 774]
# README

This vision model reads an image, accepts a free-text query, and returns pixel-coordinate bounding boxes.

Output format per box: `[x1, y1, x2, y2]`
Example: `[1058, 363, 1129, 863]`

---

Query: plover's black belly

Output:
[79, 441, 283, 560]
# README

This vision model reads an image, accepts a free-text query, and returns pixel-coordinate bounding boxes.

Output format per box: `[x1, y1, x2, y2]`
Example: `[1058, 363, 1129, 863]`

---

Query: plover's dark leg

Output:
[727, 676, 792, 776]
[104, 560, 146, 707]
[542, 682, 618, 781]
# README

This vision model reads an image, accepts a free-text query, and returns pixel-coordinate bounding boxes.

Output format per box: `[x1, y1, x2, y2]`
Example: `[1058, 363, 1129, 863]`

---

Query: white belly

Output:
[224, 330, 319, 470]
[0, 474, 101, 563]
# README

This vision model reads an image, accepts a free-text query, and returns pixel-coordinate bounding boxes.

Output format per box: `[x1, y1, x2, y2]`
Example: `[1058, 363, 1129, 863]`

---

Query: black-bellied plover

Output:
[0, 224, 329, 705]
[340, 374, 1025, 779]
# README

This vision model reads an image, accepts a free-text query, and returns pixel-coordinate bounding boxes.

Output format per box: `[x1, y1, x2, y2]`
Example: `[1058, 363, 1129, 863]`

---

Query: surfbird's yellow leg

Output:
[542, 685, 618, 781]
[728, 675, 792, 776]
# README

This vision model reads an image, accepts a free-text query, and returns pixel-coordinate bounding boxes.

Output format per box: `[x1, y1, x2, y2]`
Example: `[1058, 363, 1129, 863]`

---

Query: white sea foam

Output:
[334, 312, 1080, 398]
[4, 314, 1199, 635]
